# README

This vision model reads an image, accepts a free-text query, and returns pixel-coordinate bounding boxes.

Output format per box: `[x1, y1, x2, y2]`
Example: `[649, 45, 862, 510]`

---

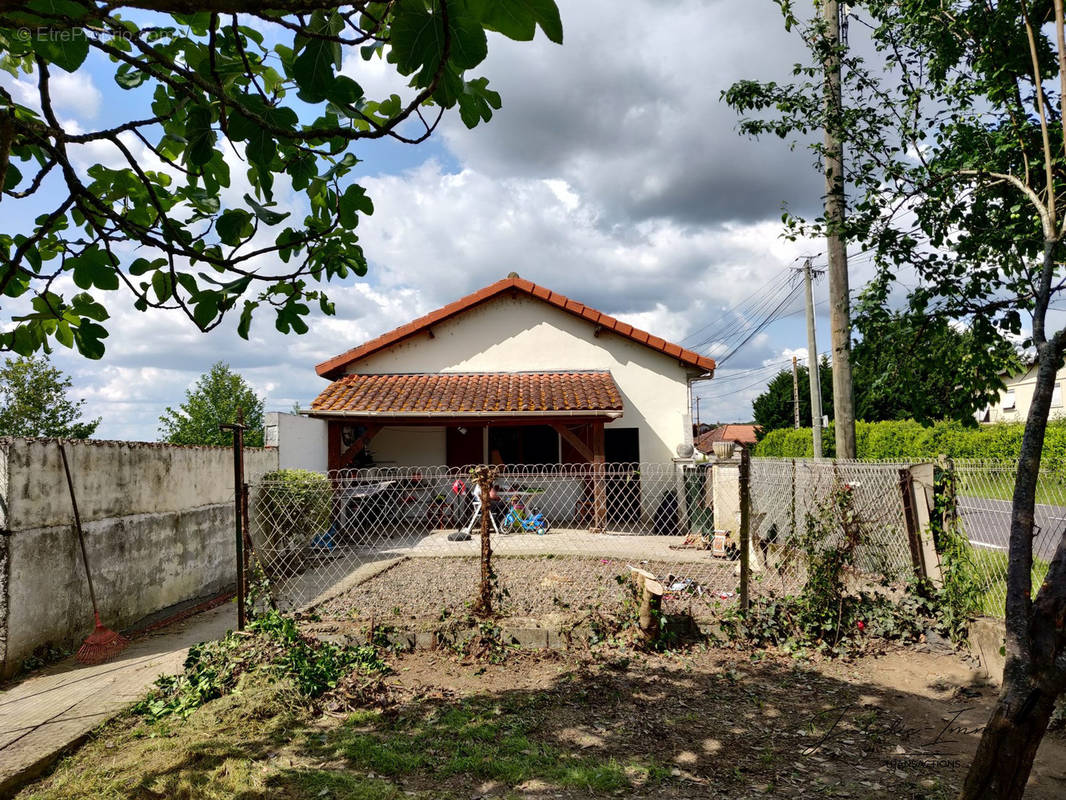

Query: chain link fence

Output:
[247, 462, 742, 623]
[952, 459, 1066, 618]
[242, 455, 1063, 627]
[748, 458, 918, 598]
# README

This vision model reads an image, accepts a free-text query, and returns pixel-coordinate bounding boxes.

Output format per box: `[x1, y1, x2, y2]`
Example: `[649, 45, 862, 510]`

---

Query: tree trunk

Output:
[960, 680, 1059, 799]
[961, 273, 1066, 796]
[472, 465, 497, 617]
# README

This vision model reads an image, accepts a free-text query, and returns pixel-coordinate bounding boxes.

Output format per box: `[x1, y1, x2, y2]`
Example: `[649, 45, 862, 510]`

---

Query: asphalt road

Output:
[958, 496, 1066, 559]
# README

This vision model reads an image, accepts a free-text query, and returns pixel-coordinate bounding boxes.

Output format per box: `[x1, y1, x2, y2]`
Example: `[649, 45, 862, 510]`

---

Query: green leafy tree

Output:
[726, 2, 1066, 794]
[751, 358, 833, 436]
[159, 361, 263, 446]
[852, 297, 1020, 426]
[0, 354, 99, 437]
[0, 1, 562, 357]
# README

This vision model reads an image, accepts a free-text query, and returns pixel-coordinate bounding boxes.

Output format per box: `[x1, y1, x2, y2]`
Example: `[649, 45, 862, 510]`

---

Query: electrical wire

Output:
[714, 281, 806, 366]
[680, 267, 794, 347]
[695, 350, 832, 402]
[685, 271, 799, 352]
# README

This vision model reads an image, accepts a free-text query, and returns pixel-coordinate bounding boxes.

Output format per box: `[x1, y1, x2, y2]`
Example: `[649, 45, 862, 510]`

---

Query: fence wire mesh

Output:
[952, 459, 1065, 618]
[247, 462, 741, 623]
[748, 458, 917, 598]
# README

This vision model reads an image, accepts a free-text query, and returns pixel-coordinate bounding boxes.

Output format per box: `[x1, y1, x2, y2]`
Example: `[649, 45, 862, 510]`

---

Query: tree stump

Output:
[628, 566, 665, 642]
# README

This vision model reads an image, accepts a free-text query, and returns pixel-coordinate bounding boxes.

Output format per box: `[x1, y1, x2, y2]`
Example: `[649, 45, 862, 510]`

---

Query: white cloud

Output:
[1, 69, 102, 119]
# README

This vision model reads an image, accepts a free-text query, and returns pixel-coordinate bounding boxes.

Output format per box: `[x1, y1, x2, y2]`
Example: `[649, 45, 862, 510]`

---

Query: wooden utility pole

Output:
[791, 356, 800, 429]
[821, 0, 856, 458]
[803, 259, 824, 457]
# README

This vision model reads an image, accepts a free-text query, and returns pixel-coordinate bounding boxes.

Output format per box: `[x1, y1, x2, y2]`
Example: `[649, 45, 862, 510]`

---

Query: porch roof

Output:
[309, 371, 624, 419]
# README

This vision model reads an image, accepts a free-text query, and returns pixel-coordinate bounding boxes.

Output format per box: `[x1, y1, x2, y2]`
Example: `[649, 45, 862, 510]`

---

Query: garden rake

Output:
[59, 442, 130, 665]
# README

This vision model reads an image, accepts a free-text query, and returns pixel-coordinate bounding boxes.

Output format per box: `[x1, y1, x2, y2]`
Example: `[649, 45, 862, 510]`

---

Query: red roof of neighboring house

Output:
[310, 371, 624, 417]
[695, 424, 760, 452]
[316, 277, 717, 379]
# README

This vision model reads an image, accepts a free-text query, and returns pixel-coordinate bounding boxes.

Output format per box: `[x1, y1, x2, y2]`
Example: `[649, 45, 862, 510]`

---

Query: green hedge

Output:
[754, 419, 1066, 471]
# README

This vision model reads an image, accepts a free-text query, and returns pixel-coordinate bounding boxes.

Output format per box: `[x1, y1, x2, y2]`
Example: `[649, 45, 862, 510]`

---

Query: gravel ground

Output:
[316, 555, 741, 624]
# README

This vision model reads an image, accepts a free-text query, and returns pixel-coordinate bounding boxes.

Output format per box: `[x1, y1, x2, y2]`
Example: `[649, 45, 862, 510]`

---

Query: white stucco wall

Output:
[265, 412, 329, 471]
[981, 365, 1066, 424]
[343, 295, 701, 464]
[371, 426, 447, 465]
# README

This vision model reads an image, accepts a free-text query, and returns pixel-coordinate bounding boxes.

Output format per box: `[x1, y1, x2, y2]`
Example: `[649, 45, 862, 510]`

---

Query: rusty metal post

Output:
[220, 408, 247, 630]
[739, 445, 750, 613]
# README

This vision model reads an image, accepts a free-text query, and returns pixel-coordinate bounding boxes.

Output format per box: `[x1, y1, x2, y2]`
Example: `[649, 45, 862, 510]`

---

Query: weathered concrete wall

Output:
[0, 438, 278, 676]
[968, 616, 1006, 685]
[4, 438, 276, 530]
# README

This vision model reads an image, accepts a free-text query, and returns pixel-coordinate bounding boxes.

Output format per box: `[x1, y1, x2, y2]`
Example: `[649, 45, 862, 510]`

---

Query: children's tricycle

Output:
[500, 494, 550, 535]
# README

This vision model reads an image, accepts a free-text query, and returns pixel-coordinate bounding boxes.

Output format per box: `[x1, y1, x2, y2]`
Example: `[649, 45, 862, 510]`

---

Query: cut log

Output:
[628, 565, 664, 641]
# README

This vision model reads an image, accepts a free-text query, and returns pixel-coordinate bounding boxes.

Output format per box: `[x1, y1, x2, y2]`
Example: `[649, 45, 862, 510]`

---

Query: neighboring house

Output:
[305, 276, 716, 471]
[977, 364, 1066, 424]
[694, 424, 760, 454]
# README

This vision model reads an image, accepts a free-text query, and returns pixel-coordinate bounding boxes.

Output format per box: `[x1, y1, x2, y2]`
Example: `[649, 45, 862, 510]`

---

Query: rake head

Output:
[75, 614, 130, 665]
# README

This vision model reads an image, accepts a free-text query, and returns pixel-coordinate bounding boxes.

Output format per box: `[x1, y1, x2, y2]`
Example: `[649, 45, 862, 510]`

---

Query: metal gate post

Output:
[220, 409, 247, 630]
[739, 446, 750, 613]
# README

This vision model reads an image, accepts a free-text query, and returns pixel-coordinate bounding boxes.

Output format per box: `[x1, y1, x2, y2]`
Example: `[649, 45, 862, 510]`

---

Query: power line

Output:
[680, 267, 793, 347]
[685, 272, 798, 353]
[696, 350, 832, 402]
[715, 281, 806, 366]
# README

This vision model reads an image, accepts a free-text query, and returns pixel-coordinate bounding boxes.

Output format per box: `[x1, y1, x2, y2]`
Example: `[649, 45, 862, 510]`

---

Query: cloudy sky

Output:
[4, 0, 895, 440]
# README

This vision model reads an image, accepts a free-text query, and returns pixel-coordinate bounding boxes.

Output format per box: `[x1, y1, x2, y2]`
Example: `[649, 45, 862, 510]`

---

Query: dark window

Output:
[488, 425, 559, 465]
[604, 427, 640, 463]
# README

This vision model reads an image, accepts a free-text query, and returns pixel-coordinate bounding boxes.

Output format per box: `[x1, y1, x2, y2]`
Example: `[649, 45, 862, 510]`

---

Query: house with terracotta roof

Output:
[694, 424, 760, 454]
[297, 276, 715, 473]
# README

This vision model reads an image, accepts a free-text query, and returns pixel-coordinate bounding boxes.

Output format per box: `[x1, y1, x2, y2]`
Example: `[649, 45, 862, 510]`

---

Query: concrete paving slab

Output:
[0, 603, 237, 798]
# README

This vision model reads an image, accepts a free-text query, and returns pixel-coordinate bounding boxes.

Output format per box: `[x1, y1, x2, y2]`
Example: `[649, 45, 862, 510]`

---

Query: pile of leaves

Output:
[134, 610, 390, 720]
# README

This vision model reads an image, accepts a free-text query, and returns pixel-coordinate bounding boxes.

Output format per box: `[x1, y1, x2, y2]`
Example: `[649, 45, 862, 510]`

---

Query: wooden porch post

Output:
[592, 421, 607, 532]
[327, 420, 343, 473]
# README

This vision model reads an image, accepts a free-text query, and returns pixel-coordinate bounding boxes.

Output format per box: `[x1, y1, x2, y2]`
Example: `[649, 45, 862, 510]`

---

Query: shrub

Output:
[754, 418, 1066, 470]
[255, 469, 331, 578]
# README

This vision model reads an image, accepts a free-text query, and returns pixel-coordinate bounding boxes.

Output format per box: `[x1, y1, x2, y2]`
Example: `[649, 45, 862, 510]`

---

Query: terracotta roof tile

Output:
[315, 277, 716, 378]
[310, 371, 624, 416]
[695, 424, 761, 452]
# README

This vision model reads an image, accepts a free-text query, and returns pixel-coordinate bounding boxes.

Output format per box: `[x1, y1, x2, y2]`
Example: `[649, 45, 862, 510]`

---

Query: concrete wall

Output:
[347, 295, 699, 464]
[0, 438, 278, 676]
[265, 412, 328, 471]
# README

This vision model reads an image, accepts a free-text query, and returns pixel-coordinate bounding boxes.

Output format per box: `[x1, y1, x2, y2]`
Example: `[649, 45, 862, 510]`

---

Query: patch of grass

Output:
[314, 692, 669, 793]
[957, 471, 1066, 505]
[966, 548, 1051, 617]
[267, 769, 413, 799]
[15, 678, 444, 800]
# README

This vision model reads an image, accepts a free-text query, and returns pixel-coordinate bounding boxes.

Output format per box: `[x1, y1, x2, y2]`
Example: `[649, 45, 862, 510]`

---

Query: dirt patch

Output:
[377, 645, 1066, 799]
[15, 639, 1066, 800]
[315, 555, 739, 626]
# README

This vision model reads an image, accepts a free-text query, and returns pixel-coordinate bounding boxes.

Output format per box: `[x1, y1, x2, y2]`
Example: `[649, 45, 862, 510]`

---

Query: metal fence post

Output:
[220, 410, 247, 631]
[789, 457, 796, 536]
[739, 446, 750, 613]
